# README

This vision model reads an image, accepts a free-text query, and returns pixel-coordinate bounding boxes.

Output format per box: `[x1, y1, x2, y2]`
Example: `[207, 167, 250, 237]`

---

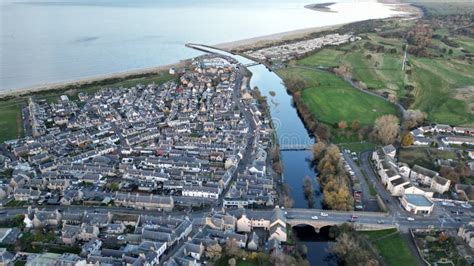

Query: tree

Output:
[404, 109, 427, 129]
[270, 252, 297, 265]
[206, 243, 222, 261]
[372, 115, 400, 145]
[303, 176, 314, 208]
[315, 123, 331, 143]
[401, 132, 414, 146]
[454, 163, 470, 178]
[110, 183, 120, 191]
[338, 120, 348, 130]
[312, 142, 327, 160]
[351, 120, 360, 131]
[225, 239, 245, 259]
[282, 195, 294, 208]
[334, 64, 352, 80]
[440, 166, 460, 184]
[332, 232, 379, 266]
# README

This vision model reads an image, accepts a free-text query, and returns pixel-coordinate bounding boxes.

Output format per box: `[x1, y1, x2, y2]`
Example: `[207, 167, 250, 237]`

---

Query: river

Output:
[192, 45, 335, 264]
[0, 0, 402, 91]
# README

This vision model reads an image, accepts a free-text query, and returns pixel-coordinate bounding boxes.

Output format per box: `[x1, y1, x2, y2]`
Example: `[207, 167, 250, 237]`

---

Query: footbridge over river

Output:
[285, 208, 396, 232]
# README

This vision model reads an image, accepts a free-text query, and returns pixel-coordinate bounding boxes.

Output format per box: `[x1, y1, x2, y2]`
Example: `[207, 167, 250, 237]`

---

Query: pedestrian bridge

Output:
[279, 144, 312, 151]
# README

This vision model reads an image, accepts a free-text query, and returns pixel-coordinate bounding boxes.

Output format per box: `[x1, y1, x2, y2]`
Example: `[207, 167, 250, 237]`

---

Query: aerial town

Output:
[0, 55, 291, 265]
[1, 1, 474, 264]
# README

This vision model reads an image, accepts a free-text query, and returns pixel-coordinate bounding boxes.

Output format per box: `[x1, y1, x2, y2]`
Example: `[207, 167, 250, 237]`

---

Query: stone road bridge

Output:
[285, 208, 396, 232]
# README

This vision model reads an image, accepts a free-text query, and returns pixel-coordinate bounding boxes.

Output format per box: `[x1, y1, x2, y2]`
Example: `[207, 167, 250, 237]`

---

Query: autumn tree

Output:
[206, 243, 222, 261]
[351, 120, 360, 131]
[282, 195, 294, 208]
[401, 132, 414, 146]
[334, 64, 352, 80]
[338, 120, 348, 130]
[284, 76, 309, 93]
[372, 115, 400, 145]
[281, 184, 294, 208]
[315, 123, 331, 143]
[303, 176, 314, 208]
[312, 142, 327, 160]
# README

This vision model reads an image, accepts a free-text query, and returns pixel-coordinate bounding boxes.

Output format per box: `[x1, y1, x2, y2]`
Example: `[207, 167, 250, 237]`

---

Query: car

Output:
[286, 215, 295, 219]
[284, 211, 288, 215]
[117, 235, 125, 240]
[407, 217, 415, 221]
[320, 212, 328, 217]
[377, 220, 384, 224]
[311, 216, 318, 220]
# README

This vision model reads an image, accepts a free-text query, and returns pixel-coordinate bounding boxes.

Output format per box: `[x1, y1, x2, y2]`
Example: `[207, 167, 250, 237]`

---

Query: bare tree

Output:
[206, 243, 222, 261]
[404, 109, 427, 129]
[332, 233, 379, 266]
[372, 115, 400, 145]
[225, 239, 245, 259]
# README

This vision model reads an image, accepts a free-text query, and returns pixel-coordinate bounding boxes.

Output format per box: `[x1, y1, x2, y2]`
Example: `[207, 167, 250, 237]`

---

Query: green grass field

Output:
[0, 103, 23, 143]
[298, 49, 345, 68]
[279, 68, 397, 126]
[0, 72, 175, 143]
[361, 229, 418, 266]
[295, 28, 474, 126]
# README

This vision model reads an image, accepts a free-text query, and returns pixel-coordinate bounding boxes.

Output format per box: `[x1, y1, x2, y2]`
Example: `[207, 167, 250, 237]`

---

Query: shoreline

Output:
[0, 61, 188, 98]
[0, 1, 421, 98]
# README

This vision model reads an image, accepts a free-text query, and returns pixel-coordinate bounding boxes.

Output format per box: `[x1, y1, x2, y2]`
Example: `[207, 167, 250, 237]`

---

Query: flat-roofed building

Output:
[400, 194, 434, 215]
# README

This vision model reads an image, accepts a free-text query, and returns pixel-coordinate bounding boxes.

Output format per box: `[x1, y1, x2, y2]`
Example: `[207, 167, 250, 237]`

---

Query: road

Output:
[342, 151, 379, 212]
[217, 66, 257, 207]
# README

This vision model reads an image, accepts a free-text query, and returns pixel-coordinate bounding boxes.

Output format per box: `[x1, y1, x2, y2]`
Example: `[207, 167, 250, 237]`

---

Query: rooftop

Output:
[404, 194, 433, 207]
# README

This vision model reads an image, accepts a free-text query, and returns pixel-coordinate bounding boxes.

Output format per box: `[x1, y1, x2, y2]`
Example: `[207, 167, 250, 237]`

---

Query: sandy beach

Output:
[0, 60, 188, 98]
[215, 1, 420, 52]
[0, 0, 420, 98]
